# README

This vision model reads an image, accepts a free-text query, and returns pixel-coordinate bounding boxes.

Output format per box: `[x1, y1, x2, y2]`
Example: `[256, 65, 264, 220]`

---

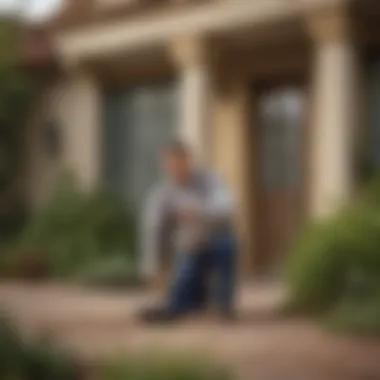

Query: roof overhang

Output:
[54, 0, 350, 66]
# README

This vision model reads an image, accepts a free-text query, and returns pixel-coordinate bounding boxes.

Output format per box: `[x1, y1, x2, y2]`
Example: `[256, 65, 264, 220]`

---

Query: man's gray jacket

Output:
[140, 170, 235, 277]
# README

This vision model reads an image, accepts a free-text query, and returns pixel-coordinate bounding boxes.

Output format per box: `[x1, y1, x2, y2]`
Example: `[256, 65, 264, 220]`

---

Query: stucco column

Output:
[308, 7, 358, 218]
[170, 36, 211, 162]
[213, 79, 253, 276]
[59, 70, 101, 190]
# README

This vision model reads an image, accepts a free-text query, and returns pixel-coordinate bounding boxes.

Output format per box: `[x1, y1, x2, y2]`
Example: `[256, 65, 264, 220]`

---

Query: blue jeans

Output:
[167, 234, 236, 315]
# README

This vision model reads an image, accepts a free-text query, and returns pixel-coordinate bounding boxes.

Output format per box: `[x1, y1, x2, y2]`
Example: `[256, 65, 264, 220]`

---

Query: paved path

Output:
[1, 281, 380, 380]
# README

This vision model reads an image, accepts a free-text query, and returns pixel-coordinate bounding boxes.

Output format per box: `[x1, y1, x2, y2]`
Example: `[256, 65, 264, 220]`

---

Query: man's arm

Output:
[177, 172, 234, 224]
[201, 172, 234, 222]
[140, 184, 169, 279]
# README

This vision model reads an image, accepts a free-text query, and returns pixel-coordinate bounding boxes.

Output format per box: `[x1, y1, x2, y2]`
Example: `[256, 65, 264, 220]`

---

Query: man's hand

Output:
[143, 273, 166, 290]
[177, 204, 199, 222]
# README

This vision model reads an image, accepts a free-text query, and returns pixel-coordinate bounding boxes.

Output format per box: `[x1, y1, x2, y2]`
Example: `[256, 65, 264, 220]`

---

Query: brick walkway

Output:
[1, 281, 380, 380]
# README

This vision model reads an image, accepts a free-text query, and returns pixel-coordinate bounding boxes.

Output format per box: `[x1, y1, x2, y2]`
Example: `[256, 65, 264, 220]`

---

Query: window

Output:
[259, 87, 304, 189]
[103, 82, 178, 209]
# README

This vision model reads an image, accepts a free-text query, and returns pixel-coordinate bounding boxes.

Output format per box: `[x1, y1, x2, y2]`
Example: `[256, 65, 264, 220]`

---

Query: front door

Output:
[255, 85, 307, 275]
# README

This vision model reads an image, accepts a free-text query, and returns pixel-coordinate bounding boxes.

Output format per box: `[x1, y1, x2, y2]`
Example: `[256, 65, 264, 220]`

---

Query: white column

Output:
[308, 7, 358, 218]
[170, 36, 211, 162]
[58, 71, 101, 190]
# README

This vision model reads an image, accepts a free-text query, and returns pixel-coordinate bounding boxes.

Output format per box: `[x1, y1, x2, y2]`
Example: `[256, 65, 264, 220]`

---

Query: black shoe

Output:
[138, 306, 182, 324]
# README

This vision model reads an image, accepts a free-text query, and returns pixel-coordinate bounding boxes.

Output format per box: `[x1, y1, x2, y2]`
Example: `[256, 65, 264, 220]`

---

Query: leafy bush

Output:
[287, 206, 380, 312]
[0, 314, 80, 380]
[11, 173, 137, 280]
[287, 177, 380, 332]
[326, 295, 380, 335]
[0, 316, 232, 380]
[0, 199, 27, 243]
[0, 314, 23, 375]
[0, 244, 17, 277]
[99, 354, 231, 380]
[0, 18, 43, 254]
[77, 255, 142, 289]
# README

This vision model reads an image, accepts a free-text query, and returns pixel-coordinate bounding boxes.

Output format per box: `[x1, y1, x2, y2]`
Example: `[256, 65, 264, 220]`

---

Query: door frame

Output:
[249, 76, 311, 275]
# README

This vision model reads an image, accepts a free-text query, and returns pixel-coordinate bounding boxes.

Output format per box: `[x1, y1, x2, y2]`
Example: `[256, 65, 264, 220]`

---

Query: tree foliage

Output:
[0, 17, 41, 238]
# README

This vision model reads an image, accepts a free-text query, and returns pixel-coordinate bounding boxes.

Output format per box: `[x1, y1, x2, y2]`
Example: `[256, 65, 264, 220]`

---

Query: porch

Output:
[29, 0, 380, 276]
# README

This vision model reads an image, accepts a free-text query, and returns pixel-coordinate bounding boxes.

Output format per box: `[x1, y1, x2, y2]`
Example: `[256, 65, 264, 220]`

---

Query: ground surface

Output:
[1, 281, 380, 380]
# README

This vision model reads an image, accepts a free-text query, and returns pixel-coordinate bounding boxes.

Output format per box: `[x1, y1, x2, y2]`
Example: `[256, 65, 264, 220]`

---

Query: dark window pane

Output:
[103, 82, 178, 208]
[259, 87, 303, 189]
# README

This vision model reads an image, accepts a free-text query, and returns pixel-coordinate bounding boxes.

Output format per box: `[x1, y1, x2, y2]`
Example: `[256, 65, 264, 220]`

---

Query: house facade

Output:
[28, 0, 380, 275]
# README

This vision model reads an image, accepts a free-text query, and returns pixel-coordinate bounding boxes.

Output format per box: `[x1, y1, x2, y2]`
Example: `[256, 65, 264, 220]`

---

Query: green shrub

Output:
[99, 354, 231, 380]
[326, 295, 380, 335]
[0, 199, 27, 244]
[0, 316, 232, 380]
[21, 340, 80, 380]
[287, 177, 380, 332]
[0, 314, 80, 380]
[77, 255, 142, 289]
[0, 244, 15, 277]
[287, 220, 344, 313]
[0, 314, 24, 375]
[287, 203, 380, 313]
[13, 173, 137, 279]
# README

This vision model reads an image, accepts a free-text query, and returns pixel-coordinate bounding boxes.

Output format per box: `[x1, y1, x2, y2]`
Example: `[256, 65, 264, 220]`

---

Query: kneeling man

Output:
[140, 140, 236, 322]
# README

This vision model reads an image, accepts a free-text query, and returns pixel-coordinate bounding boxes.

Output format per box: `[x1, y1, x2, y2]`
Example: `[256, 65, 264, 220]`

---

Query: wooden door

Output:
[255, 85, 307, 275]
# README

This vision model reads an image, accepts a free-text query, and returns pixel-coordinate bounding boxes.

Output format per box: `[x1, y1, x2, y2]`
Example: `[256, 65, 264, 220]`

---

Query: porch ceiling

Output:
[53, 0, 348, 65]
[215, 17, 309, 53]
[353, 0, 380, 46]
[86, 46, 174, 86]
